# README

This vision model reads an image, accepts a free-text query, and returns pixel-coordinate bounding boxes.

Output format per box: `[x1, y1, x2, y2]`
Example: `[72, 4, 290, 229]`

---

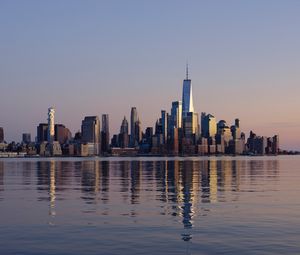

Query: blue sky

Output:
[1, 0, 300, 149]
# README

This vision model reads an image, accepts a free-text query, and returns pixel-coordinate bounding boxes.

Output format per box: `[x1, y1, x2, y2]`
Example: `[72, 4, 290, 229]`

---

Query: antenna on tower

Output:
[186, 61, 189, 80]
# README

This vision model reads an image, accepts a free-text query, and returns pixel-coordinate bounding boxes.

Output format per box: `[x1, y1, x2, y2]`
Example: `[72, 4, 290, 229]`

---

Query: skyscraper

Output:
[201, 113, 217, 139]
[182, 65, 194, 119]
[81, 116, 101, 155]
[171, 101, 182, 128]
[101, 114, 110, 153]
[135, 118, 142, 144]
[119, 116, 129, 148]
[130, 107, 138, 147]
[37, 123, 48, 143]
[120, 116, 129, 134]
[47, 107, 55, 143]
[161, 110, 168, 144]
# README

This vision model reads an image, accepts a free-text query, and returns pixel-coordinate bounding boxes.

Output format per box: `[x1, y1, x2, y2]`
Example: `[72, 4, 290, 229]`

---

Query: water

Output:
[0, 156, 299, 255]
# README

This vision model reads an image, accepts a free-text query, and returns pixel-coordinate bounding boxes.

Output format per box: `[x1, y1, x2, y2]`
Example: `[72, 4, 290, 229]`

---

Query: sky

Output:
[0, 0, 300, 150]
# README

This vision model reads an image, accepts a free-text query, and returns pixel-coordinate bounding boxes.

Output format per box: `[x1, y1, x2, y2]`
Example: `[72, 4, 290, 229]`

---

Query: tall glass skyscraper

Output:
[182, 65, 194, 119]
[171, 101, 182, 128]
[101, 114, 110, 153]
[130, 107, 138, 147]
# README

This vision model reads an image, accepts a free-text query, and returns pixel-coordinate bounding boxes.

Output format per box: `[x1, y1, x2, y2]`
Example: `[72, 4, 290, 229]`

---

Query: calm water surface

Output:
[0, 156, 300, 255]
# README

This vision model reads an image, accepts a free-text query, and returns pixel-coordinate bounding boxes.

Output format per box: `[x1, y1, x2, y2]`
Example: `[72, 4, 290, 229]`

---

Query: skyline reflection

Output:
[0, 158, 279, 243]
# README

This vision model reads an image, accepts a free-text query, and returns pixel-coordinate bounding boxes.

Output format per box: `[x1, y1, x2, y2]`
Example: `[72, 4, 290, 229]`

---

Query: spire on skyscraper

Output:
[186, 62, 189, 80]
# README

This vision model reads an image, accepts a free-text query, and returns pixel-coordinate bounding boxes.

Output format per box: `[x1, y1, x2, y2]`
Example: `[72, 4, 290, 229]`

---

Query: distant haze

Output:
[0, 1, 300, 150]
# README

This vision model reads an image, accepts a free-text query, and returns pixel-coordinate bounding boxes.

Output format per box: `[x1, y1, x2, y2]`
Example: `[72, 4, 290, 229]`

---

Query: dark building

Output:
[111, 134, 119, 148]
[119, 116, 129, 148]
[161, 110, 168, 144]
[0, 127, 4, 143]
[145, 127, 153, 146]
[101, 114, 110, 153]
[22, 133, 31, 144]
[38, 123, 71, 144]
[55, 124, 72, 144]
[81, 116, 101, 155]
[130, 107, 138, 147]
[37, 123, 48, 143]
[272, 135, 279, 155]
[81, 116, 100, 143]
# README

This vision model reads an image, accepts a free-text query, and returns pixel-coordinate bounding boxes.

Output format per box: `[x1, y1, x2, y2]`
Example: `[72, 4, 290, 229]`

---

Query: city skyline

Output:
[0, 68, 280, 157]
[1, 1, 300, 150]
[0, 66, 290, 151]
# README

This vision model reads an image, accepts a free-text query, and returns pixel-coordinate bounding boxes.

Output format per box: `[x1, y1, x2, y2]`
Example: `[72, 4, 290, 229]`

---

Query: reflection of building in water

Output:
[209, 160, 217, 203]
[119, 161, 130, 201]
[81, 161, 100, 203]
[36, 160, 72, 218]
[49, 160, 56, 216]
[247, 159, 279, 184]
[180, 161, 195, 230]
[130, 161, 142, 205]
[231, 160, 242, 192]
[21, 162, 34, 186]
[100, 161, 110, 204]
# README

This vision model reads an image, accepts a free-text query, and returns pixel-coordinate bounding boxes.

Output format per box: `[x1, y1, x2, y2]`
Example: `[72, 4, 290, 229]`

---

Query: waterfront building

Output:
[101, 114, 110, 153]
[81, 116, 101, 155]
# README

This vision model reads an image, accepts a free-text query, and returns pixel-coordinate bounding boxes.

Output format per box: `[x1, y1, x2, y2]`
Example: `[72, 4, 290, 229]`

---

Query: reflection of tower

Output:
[101, 161, 110, 204]
[47, 107, 55, 144]
[119, 161, 130, 201]
[209, 160, 217, 203]
[49, 161, 56, 217]
[81, 161, 100, 205]
[130, 161, 141, 205]
[180, 161, 195, 242]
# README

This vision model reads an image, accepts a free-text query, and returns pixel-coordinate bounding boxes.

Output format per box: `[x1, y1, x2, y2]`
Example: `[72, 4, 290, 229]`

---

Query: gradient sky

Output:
[1, 0, 300, 150]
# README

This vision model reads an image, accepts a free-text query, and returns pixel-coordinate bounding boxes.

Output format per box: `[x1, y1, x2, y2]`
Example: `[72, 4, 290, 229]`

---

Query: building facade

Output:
[101, 114, 110, 153]
[81, 116, 101, 155]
